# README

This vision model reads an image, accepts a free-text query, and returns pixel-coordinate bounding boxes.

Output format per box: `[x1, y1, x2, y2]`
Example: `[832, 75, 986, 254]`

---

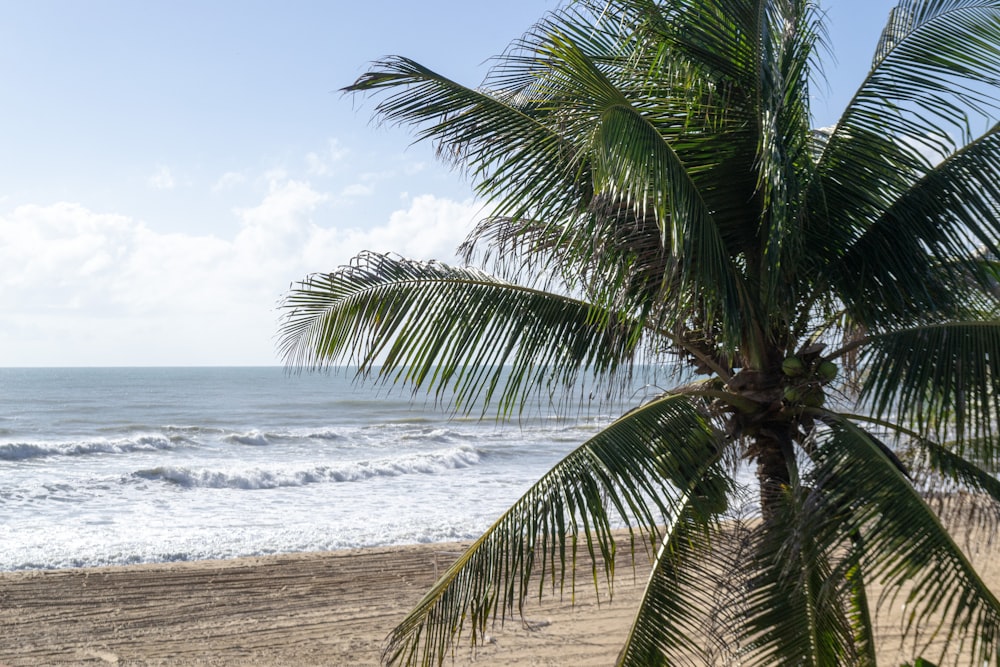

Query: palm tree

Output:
[278, 0, 1000, 664]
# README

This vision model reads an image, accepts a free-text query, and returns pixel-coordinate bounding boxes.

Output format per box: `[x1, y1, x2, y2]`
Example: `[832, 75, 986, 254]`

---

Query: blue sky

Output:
[1, 0, 899, 366]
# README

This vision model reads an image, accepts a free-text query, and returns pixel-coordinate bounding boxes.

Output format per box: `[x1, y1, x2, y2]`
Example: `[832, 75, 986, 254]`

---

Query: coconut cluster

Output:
[781, 355, 838, 407]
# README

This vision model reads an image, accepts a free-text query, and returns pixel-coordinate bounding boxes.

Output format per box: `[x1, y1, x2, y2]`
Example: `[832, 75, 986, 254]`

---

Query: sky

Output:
[0, 0, 902, 367]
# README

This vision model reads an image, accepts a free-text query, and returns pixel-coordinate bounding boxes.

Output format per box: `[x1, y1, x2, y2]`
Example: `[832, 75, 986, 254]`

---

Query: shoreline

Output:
[2, 528, 998, 666]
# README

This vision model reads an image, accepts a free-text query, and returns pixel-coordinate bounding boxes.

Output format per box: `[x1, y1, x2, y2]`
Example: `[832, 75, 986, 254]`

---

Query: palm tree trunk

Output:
[755, 432, 793, 523]
[731, 365, 794, 522]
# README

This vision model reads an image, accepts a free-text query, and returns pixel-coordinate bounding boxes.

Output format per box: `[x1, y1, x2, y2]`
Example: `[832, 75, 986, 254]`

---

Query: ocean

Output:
[0, 367, 660, 571]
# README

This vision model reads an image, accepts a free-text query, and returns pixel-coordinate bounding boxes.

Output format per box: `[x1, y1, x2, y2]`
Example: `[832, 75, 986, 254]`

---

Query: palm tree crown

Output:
[278, 0, 1000, 664]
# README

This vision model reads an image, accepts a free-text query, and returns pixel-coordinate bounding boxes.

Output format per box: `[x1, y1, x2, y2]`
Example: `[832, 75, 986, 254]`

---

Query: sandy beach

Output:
[1, 525, 998, 666]
[0, 539, 649, 666]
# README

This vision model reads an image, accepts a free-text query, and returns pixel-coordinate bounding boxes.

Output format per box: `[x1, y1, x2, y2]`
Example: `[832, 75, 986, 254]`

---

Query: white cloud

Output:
[340, 183, 374, 197]
[403, 162, 427, 175]
[232, 179, 328, 281]
[212, 171, 246, 192]
[262, 167, 289, 182]
[148, 165, 175, 190]
[364, 194, 484, 261]
[0, 185, 485, 366]
[301, 194, 485, 270]
[335, 169, 398, 200]
[305, 139, 348, 176]
[305, 153, 329, 176]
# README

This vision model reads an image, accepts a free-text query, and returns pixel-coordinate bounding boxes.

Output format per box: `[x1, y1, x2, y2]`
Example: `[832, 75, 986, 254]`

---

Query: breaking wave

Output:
[0, 434, 178, 462]
[132, 446, 482, 490]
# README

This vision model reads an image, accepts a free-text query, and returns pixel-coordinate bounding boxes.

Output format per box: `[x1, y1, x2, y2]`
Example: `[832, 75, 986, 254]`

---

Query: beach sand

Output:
[1, 524, 997, 666]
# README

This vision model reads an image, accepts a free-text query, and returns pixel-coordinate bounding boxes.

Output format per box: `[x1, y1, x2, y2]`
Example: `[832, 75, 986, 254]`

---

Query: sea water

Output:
[0, 367, 668, 571]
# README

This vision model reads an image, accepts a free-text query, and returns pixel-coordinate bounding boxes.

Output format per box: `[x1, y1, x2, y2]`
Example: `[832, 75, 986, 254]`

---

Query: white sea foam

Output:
[399, 427, 455, 444]
[297, 429, 343, 441]
[132, 446, 483, 490]
[0, 434, 177, 461]
[223, 430, 272, 447]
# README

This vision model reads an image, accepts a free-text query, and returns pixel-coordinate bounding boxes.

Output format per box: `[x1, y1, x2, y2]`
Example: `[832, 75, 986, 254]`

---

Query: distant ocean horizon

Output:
[1, 366, 712, 571]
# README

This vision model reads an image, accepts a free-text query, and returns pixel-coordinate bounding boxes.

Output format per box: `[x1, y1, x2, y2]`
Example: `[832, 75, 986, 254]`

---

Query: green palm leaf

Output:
[353, 1, 763, 346]
[812, 416, 1000, 664]
[755, 1, 823, 310]
[869, 1, 1000, 133]
[814, 2, 1000, 325]
[278, 251, 646, 414]
[345, 55, 589, 227]
[901, 436, 1000, 508]
[833, 0, 1000, 159]
[818, 125, 1000, 326]
[845, 531, 880, 667]
[496, 15, 752, 339]
[739, 483, 864, 666]
[382, 394, 724, 666]
[615, 469, 737, 666]
[860, 321, 1000, 460]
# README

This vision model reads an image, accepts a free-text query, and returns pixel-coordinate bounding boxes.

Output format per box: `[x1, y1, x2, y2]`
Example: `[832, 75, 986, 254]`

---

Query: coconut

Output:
[783, 385, 801, 403]
[817, 360, 838, 381]
[782, 356, 806, 377]
[802, 387, 826, 407]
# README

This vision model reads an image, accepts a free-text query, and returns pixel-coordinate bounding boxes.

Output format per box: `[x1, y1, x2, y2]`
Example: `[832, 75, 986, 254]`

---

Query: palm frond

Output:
[810, 124, 928, 305]
[382, 394, 724, 666]
[919, 438, 1000, 502]
[740, 483, 862, 666]
[838, 0, 1000, 155]
[860, 321, 1000, 460]
[814, 2, 1000, 323]
[350, 5, 755, 343]
[599, 0, 759, 87]
[811, 416, 1000, 664]
[344, 54, 589, 227]
[615, 468, 737, 666]
[500, 11, 750, 340]
[460, 203, 686, 345]
[756, 0, 823, 312]
[590, 100, 747, 339]
[845, 532, 879, 667]
[899, 436, 1000, 536]
[817, 124, 1000, 326]
[278, 252, 649, 415]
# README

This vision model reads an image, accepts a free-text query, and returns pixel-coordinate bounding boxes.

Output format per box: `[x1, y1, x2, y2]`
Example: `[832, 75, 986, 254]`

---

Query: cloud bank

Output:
[0, 182, 484, 366]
